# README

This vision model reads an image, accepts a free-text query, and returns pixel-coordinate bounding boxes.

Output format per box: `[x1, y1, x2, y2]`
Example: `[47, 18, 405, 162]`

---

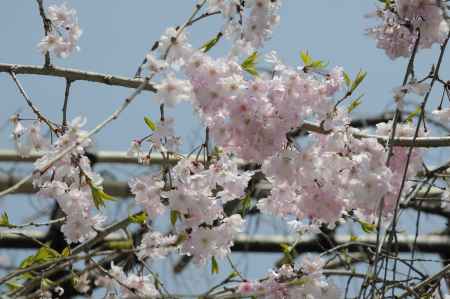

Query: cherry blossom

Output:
[154, 73, 193, 107]
[37, 2, 82, 58]
[367, 0, 449, 59]
[432, 107, 450, 123]
[129, 175, 166, 219]
[393, 82, 430, 109]
[97, 263, 160, 298]
[32, 117, 107, 243]
[137, 231, 178, 260]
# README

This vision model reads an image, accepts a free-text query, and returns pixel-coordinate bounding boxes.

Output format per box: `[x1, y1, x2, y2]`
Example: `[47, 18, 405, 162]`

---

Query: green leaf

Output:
[5, 281, 23, 291]
[405, 106, 421, 123]
[240, 194, 252, 215]
[300, 50, 328, 70]
[280, 243, 292, 254]
[359, 220, 376, 233]
[41, 278, 54, 289]
[144, 116, 157, 131]
[71, 275, 80, 288]
[211, 256, 219, 274]
[279, 243, 294, 264]
[350, 70, 367, 93]
[61, 247, 71, 257]
[34, 246, 60, 262]
[226, 271, 238, 280]
[129, 211, 148, 224]
[19, 255, 36, 269]
[170, 210, 180, 226]
[0, 212, 10, 227]
[174, 232, 188, 246]
[343, 71, 352, 87]
[350, 235, 359, 241]
[20, 245, 60, 268]
[347, 94, 364, 113]
[309, 59, 328, 70]
[200, 33, 222, 53]
[377, 0, 392, 8]
[91, 184, 115, 209]
[300, 51, 312, 66]
[241, 51, 259, 76]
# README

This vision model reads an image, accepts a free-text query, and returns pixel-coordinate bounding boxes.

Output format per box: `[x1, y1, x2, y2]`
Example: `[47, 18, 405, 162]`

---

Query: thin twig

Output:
[9, 71, 58, 133]
[62, 79, 72, 132]
[35, 0, 52, 68]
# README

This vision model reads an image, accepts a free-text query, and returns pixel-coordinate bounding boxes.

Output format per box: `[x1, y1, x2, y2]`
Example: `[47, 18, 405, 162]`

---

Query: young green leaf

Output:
[34, 246, 61, 262]
[279, 243, 294, 264]
[0, 212, 10, 227]
[144, 116, 157, 131]
[405, 106, 421, 123]
[20, 245, 60, 268]
[61, 247, 71, 257]
[5, 281, 23, 291]
[91, 184, 115, 209]
[309, 59, 328, 70]
[300, 50, 327, 70]
[350, 70, 367, 93]
[241, 52, 259, 76]
[347, 94, 364, 113]
[170, 210, 180, 226]
[200, 33, 222, 53]
[240, 194, 252, 215]
[174, 232, 188, 246]
[41, 278, 54, 289]
[300, 51, 312, 66]
[359, 220, 377, 233]
[211, 256, 219, 274]
[129, 211, 148, 224]
[343, 71, 352, 87]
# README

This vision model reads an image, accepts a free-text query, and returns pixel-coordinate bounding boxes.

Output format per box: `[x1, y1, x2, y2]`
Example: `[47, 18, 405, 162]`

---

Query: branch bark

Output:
[0, 63, 156, 92]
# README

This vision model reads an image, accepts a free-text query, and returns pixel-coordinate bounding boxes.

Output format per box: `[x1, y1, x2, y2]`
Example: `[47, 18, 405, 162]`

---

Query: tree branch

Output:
[0, 63, 156, 92]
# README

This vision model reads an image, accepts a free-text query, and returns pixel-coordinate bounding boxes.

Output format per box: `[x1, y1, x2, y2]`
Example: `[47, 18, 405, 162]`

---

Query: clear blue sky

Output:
[1, 1, 449, 296]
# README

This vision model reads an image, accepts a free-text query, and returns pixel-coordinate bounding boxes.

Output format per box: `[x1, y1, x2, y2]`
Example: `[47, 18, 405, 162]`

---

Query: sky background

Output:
[1, 0, 450, 297]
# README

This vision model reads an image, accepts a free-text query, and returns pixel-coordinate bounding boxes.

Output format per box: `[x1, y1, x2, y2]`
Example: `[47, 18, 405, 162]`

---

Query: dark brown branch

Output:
[1, 231, 450, 254]
[62, 79, 72, 132]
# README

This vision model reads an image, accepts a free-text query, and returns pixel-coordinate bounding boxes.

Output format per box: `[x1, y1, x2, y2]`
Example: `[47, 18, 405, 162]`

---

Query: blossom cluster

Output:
[10, 115, 48, 157]
[367, 0, 449, 59]
[184, 50, 347, 161]
[237, 255, 339, 299]
[130, 155, 252, 264]
[37, 2, 82, 58]
[32, 117, 105, 243]
[206, 0, 282, 53]
[258, 123, 423, 226]
[126, 117, 182, 164]
[126, 0, 425, 262]
[94, 262, 159, 298]
[144, 36, 422, 229]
